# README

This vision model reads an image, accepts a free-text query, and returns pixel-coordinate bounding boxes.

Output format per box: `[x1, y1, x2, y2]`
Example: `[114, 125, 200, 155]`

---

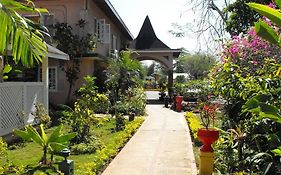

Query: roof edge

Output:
[104, 0, 134, 40]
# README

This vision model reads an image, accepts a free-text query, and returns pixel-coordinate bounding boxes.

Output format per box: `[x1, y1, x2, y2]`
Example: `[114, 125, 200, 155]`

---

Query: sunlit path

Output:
[102, 104, 197, 175]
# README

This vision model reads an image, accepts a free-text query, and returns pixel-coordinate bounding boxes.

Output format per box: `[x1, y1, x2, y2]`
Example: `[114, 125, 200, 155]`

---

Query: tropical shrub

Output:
[210, 8, 281, 173]
[126, 87, 146, 116]
[61, 102, 98, 143]
[14, 124, 76, 164]
[62, 76, 103, 143]
[110, 87, 146, 116]
[106, 51, 145, 107]
[92, 93, 110, 114]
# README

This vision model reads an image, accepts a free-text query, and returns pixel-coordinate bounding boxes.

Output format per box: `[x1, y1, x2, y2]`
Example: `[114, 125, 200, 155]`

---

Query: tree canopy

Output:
[225, 0, 272, 36]
[175, 53, 217, 80]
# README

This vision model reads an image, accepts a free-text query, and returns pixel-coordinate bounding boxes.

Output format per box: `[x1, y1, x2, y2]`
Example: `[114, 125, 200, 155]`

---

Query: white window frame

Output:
[48, 67, 58, 92]
[96, 19, 111, 44]
[38, 66, 58, 92]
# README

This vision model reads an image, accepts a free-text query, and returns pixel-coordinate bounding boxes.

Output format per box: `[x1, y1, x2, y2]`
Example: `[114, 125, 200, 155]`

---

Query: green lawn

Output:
[7, 117, 144, 174]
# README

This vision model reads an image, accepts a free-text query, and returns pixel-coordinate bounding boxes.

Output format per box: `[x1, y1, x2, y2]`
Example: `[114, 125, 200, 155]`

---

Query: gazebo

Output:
[130, 16, 181, 96]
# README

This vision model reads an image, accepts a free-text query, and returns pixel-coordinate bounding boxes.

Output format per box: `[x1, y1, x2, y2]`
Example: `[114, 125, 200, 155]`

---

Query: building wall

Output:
[33, 0, 132, 104]
[34, 0, 129, 56]
[48, 58, 96, 104]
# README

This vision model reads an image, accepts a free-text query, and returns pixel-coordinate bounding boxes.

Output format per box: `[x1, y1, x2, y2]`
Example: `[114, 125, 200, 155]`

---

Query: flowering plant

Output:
[200, 102, 218, 129]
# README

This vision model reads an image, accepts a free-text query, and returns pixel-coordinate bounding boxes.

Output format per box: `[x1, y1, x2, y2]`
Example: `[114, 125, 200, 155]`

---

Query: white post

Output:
[0, 56, 3, 82]
[42, 57, 49, 112]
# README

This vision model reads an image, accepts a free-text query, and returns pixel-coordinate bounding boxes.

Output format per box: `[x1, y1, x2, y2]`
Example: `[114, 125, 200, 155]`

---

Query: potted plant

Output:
[197, 102, 219, 175]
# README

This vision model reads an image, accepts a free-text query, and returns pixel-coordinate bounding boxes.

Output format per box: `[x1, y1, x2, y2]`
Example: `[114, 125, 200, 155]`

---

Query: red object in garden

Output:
[175, 96, 183, 112]
[197, 128, 219, 152]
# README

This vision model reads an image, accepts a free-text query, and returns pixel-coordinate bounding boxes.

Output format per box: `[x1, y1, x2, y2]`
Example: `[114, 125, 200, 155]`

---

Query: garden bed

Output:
[5, 117, 144, 174]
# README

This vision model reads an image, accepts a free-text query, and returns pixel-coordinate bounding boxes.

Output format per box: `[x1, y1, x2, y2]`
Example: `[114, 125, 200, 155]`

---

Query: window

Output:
[39, 66, 58, 91]
[96, 19, 110, 43]
[49, 67, 57, 91]
[41, 13, 55, 27]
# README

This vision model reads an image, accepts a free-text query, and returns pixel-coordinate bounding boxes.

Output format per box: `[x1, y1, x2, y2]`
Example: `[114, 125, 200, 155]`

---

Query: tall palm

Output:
[0, 0, 48, 68]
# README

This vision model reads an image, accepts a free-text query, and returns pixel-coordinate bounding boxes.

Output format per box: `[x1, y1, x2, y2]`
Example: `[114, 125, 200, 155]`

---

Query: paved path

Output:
[102, 105, 197, 175]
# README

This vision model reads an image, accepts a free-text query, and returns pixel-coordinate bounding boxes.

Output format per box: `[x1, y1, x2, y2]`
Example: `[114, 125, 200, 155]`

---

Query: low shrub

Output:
[185, 112, 202, 144]
[71, 137, 103, 155]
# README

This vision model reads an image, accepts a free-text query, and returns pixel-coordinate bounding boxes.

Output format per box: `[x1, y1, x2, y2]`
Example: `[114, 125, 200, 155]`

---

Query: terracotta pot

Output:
[197, 128, 219, 152]
[175, 96, 183, 112]
[175, 96, 183, 103]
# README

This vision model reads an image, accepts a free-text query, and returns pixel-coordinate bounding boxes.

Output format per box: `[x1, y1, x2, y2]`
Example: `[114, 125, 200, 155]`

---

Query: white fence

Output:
[0, 82, 46, 136]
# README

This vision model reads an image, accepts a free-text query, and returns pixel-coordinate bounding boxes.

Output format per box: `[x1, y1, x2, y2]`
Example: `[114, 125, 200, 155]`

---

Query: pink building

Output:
[32, 0, 134, 104]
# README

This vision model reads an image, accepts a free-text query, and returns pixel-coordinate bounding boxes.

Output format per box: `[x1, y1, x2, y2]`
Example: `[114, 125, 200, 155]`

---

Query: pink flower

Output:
[248, 27, 256, 37]
[267, 2, 275, 8]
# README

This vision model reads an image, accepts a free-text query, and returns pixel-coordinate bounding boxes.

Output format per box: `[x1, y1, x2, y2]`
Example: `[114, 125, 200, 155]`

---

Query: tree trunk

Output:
[66, 83, 73, 104]
[42, 147, 47, 164]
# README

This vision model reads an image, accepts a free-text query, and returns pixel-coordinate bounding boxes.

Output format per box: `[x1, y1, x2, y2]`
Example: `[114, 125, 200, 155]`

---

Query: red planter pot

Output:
[175, 96, 183, 112]
[197, 128, 219, 152]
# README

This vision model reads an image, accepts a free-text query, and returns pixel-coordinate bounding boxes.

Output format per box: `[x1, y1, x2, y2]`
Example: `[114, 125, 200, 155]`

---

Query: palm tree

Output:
[0, 0, 48, 70]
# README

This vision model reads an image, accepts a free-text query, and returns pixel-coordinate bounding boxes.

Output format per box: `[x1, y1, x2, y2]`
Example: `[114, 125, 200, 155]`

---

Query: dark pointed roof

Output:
[134, 16, 170, 50]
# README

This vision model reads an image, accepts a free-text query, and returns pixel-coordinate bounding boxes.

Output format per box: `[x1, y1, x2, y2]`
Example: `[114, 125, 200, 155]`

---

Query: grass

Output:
[6, 117, 144, 174]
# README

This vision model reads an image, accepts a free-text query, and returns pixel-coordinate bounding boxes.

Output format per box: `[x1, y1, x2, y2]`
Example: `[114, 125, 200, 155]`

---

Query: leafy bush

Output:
[92, 93, 110, 114]
[71, 137, 102, 155]
[126, 87, 146, 116]
[210, 19, 281, 173]
[110, 87, 146, 116]
[61, 102, 98, 143]
[106, 51, 145, 106]
[62, 76, 101, 143]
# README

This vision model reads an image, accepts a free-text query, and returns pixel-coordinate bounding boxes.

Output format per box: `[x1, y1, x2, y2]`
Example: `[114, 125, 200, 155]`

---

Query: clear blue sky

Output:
[110, 0, 198, 52]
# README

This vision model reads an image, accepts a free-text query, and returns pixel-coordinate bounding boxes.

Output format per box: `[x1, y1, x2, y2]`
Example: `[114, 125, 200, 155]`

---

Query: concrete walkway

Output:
[102, 104, 197, 175]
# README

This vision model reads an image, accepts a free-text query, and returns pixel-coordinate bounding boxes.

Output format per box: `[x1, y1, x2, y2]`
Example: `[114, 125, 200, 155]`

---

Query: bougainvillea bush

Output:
[211, 16, 281, 174]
